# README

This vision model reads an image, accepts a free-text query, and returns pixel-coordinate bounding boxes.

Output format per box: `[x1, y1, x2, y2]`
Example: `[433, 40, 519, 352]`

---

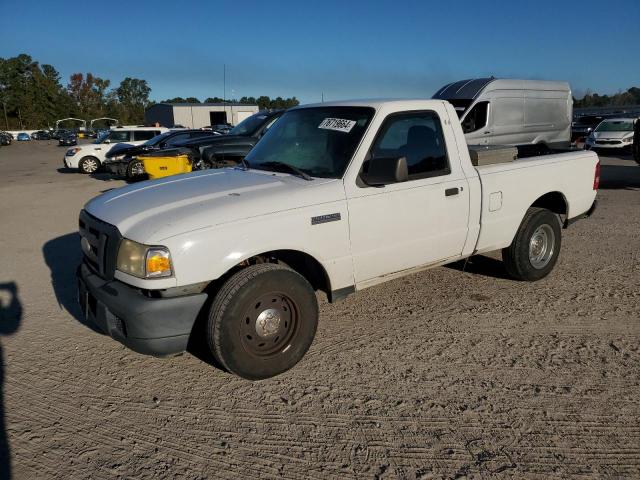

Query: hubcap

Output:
[131, 161, 144, 176]
[240, 292, 298, 357]
[85, 159, 97, 172]
[529, 224, 555, 269]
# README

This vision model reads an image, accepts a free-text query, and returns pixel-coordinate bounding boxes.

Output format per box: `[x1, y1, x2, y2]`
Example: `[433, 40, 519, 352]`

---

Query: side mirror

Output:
[361, 156, 408, 186]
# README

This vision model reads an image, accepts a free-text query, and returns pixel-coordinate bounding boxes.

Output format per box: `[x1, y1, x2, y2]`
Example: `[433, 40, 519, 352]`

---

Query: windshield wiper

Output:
[257, 161, 313, 181]
[236, 157, 250, 171]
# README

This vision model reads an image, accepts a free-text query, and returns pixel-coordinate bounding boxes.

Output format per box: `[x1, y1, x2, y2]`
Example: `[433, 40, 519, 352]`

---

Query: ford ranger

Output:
[77, 99, 599, 380]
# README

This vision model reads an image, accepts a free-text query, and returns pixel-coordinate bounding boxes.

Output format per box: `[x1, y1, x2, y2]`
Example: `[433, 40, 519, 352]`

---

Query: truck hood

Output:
[84, 168, 341, 242]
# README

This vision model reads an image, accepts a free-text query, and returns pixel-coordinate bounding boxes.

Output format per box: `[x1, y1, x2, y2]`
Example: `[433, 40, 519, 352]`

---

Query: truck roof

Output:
[292, 99, 448, 110]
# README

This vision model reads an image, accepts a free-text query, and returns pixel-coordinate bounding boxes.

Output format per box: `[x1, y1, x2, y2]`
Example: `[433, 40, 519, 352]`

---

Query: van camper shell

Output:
[433, 78, 572, 149]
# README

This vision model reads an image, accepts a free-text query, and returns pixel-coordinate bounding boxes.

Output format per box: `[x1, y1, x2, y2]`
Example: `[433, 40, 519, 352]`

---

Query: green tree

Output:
[116, 77, 151, 123]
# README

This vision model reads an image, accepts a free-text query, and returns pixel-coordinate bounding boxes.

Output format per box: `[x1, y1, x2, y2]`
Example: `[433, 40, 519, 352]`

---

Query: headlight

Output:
[116, 239, 173, 278]
[66, 147, 81, 156]
[623, 136, 633, 143]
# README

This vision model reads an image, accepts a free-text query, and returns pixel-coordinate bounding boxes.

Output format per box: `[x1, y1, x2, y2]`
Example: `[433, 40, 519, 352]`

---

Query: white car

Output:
[585, 118, 636, 152]
[63, 127, 167, 173]
[77, 99, 599, 379]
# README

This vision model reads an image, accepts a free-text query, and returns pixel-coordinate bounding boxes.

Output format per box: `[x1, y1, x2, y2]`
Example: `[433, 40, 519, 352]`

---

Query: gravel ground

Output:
[0, 140, 638, 479]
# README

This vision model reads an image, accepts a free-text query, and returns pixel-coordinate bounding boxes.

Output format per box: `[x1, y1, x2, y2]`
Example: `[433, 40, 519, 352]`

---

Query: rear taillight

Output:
[593, 160, 600, 190]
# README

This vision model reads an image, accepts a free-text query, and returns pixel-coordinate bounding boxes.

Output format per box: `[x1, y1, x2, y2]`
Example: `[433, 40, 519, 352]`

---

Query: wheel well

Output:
[207, 250, 332, 301]
[530, 191, 567, 220]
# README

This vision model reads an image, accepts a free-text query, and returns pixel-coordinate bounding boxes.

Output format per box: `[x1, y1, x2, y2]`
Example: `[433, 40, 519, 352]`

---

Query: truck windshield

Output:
[595, 121, 634, 132]
[245, 107, 374, 179]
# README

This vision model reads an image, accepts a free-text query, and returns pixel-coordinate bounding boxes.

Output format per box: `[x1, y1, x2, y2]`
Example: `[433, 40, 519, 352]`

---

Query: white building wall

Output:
[171, 105, 259, 128]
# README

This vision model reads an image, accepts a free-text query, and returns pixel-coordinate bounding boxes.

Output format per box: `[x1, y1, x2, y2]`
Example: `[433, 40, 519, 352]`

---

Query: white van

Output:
[63, 126, 167, 173]
[433, 78, 572, 149]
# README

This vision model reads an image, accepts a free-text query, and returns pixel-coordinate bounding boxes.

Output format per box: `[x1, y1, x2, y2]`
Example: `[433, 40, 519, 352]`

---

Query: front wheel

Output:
[126, 159, 145, 179]
[207, 263, 318, 380]
[502, 207, 562, 281]
[79, 156, 100, 174]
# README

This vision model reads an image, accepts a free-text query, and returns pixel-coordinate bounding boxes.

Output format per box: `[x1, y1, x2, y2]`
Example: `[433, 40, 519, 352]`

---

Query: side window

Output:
[370, 111, 450, 180]
[165, 133, 191, 146]
[109, 130, 131, 142]
[461, 101, 489, 133]
[133, 130, 157, 141]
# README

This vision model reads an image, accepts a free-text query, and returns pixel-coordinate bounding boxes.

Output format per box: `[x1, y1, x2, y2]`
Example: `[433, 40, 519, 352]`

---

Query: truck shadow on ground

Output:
[42, 233, 104, 334]
[599, 163, 640, 189]
[446, 255, 511, 280]
[0, 281, 22, 480]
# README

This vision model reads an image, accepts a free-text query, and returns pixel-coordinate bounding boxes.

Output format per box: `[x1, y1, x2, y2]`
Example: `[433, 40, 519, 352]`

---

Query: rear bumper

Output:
[565, 199, 597, 228]
[77, 263, 208, 356]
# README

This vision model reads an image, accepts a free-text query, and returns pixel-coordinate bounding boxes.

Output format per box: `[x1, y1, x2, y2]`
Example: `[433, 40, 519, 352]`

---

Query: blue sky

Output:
[1, 0, 638, 103]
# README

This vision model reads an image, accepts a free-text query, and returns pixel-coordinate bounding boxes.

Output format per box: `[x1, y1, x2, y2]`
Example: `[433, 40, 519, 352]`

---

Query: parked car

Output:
[0, 131, 12, 145]
[433, 78, 572, 149]
[16, 132, 31, 141]
[206, 124, 233, 134]
[632, 118, 640, 164]
[571, 115, 608, 142]
[585, 118, 636, 153]
[104, 129, 216, 178]
[59, 133, 78, 146]
[31, 130, 51, 140]
[63, 127, 167, 173]
[175, 110, 285, 170]
[76, 99, 599, 379]
[51, 129, 71, 140]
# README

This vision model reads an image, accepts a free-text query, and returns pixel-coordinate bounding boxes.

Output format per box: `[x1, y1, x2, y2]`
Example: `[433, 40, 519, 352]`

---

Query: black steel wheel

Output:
[207, 263, 318, 380]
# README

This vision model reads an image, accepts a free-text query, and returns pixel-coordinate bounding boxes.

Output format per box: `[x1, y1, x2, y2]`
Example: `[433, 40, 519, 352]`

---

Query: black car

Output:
[176, 110, 285, 169]
[0, 131, 12, 146]
[104, 129, 217, 178]
[51, 129, 72, 140]
[633, 118, 640, 164]
[59, 133, 77, 146]
[31, 130, 51, 140]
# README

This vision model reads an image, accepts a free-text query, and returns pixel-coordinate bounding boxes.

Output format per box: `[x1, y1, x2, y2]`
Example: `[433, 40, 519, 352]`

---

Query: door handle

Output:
[483, 131, 491, 135]
[445, 187, 459, 197]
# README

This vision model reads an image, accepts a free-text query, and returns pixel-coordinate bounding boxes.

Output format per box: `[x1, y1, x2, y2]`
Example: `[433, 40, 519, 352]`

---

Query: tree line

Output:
[574, 87, 640, 108]
[0, 53, 300, 130]
[0, 54, 152, 130]
[160, 96, 300, 110]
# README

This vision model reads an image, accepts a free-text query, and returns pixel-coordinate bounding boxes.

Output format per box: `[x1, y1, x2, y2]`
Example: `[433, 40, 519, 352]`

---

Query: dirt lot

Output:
[0, 140, 638, 479]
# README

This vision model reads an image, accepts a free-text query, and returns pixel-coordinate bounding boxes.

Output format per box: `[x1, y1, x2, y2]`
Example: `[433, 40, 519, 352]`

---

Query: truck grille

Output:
[79, 210, 122, 280]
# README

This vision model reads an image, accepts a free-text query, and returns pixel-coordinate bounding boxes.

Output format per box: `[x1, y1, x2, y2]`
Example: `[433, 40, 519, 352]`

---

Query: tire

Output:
[192, 158, 213, 170]
[79, 156, 100, 174]
[502, 207, 562, 281]
[207, 263, 318, 380]
[126, 159, 145, 179]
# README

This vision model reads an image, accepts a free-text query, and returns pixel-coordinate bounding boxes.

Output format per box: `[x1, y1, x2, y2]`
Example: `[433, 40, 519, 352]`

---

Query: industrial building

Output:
[144, 103, 259, 128]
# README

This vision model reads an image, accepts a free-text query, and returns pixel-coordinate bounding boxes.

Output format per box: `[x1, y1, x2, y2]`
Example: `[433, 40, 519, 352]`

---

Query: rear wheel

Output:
[207, 263, 318, 380]
[79, 156, 100, 174]
[502, 207, 562, 281]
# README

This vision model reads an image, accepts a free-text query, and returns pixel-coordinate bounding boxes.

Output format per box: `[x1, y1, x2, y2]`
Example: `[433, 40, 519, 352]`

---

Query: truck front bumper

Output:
[77, 263, 208, 357]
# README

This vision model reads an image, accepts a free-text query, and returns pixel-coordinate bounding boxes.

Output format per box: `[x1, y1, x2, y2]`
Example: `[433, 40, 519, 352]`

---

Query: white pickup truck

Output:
[77, 99, 599, 380]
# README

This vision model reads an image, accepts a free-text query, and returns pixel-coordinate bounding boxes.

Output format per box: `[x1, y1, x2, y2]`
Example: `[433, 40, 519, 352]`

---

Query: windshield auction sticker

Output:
[318, 118, 356, 133]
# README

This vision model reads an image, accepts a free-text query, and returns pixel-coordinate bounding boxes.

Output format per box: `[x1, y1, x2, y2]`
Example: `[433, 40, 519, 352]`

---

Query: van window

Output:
[370, 111, 450, 180]
[133, 130, 159, 141]
[492, 97, 524, 127]
[461, 101, 489, 133]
